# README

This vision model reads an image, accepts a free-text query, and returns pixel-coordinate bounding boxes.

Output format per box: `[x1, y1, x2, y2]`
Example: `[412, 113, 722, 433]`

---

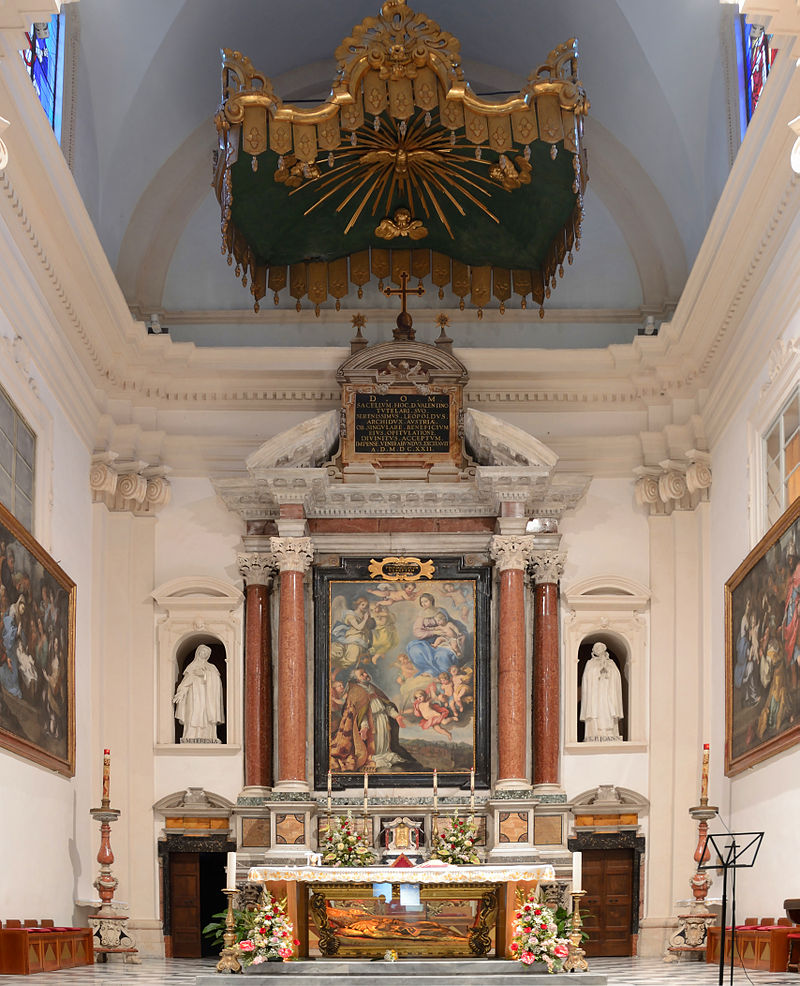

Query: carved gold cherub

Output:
[375, 207, 428, 240]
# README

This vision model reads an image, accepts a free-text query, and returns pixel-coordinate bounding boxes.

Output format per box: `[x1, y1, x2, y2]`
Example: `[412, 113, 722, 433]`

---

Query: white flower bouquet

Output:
[510, 897, 571, 973]
[235, 891, 298, 965]
[430, 811, 480, 865]
[319, 812, 376, 867]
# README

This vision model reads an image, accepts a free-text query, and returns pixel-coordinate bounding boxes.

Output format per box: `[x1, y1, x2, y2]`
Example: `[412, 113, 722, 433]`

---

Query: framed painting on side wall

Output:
[0, 501, 76, 776]
[726, 495, 800, 775]
[313, 556, 490, 790]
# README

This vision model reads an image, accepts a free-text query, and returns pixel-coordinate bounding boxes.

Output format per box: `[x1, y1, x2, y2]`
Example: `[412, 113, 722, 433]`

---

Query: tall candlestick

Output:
[102, 749, 111, 806]
[327, 770, 332, 813]
[363, 770, 368, 813]
[470, 767, 475, 813]
[226, 851, 237, 891]
[572, 851, 582, 893]
[700, 743, 709, 802]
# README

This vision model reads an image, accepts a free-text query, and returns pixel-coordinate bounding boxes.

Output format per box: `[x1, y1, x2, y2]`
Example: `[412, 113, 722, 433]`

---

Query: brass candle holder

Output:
[563, 889, 589, 973]
[216, 887, 242, 974]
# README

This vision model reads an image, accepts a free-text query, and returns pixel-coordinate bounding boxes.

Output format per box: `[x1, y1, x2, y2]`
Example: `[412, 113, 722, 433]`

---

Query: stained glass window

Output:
[765, 387, 800, 528]
[739, 17, 775, 127]
[20, 13, 64, 138]
[0, 385, 35, 533]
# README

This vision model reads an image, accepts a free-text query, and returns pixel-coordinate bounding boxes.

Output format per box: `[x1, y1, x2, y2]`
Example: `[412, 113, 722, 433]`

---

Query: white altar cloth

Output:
[247, 863, 555, 884]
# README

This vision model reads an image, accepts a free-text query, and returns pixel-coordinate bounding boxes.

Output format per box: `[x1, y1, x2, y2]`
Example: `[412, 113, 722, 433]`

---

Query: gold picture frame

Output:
[725, 495, 800, 775]
[0, 501, 76, 776]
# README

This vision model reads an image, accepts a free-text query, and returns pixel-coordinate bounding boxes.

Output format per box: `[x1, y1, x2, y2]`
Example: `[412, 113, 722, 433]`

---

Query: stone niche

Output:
[561, 576, 650, 751]
[152, 576, 244, 749]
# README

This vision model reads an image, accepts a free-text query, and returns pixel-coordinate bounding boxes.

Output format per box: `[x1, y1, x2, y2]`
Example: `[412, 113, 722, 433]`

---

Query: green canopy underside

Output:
[229, 139, 578, 272]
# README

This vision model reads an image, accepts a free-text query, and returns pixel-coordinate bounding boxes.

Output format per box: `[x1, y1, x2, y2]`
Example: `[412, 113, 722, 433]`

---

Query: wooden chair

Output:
[4, 921, 21, 928]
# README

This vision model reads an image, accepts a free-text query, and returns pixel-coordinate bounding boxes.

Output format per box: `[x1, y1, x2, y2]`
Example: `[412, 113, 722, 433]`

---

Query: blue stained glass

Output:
[20, 14, 62, 133]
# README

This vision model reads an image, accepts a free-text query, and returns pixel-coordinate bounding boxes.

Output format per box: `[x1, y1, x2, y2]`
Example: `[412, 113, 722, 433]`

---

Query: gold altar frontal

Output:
[248, 864, 554, 959]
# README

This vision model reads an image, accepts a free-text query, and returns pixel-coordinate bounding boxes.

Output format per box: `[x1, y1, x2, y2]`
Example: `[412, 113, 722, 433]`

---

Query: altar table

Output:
[248, 864, 555, 959]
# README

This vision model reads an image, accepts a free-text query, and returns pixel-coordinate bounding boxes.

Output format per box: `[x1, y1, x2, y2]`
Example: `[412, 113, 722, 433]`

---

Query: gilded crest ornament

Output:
[375, 208, 428, 240]
[214, 0, 589, 316]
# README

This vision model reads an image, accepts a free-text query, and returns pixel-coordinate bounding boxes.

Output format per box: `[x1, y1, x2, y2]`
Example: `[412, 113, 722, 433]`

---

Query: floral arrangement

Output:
[430, 811, 480, 865]
[235, 892, 299, 966]
[510, 897, 571, 973]
[319, 812, 377, 867]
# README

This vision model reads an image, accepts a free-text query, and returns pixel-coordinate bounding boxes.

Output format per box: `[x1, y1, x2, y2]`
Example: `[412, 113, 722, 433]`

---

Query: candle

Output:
[102, 749, 110, 804]
[701, 743, 710, 801]
[363, 770, 368, 812]
[226, 851, 237, 891]
[433, 768, 438, 810]
[572, 851, 582, 893]
[470, 767, 475, 813]
[327, 770, 332, 813]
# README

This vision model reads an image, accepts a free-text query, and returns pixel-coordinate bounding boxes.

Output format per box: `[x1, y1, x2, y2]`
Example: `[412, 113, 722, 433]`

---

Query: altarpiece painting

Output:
[314, 557, 489, 788]
[726, 495, 800, 774]
[0, 502, 75, 776]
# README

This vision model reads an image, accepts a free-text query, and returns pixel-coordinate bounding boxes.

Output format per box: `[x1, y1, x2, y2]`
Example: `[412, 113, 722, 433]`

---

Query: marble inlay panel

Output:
[498, 810, 528, 843]
[274, 813, 305, 845]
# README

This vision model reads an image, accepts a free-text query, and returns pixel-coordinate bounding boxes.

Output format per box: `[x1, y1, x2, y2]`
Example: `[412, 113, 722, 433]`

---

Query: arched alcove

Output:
[173, 635, 228, 745]
[152, 577, 243, 749]
[576, 632, 630, 743]
[562, 576, 650, 751]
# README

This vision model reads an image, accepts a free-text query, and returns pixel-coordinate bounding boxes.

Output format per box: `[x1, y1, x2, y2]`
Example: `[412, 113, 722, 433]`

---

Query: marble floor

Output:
[0, 957, 796, 986]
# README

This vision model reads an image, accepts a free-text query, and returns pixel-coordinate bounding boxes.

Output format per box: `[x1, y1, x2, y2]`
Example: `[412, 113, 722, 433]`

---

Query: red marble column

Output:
[238, 553, 276, 791]
[270, 537, 313, 789]
[490, 536, 534, 788]
[531, 552, 565, 790]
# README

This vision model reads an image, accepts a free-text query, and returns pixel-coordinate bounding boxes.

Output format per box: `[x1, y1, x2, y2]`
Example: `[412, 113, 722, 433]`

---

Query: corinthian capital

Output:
[489, 535, 535, 572]
[269, 537, 314, 573]
[238, 552, 277, 587]
[530, 551, 566, 585]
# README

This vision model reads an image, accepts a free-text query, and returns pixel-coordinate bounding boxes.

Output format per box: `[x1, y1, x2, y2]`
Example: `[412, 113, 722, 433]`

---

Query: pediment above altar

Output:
[214, 405, 589, 522]
[464, 409, 558, 470]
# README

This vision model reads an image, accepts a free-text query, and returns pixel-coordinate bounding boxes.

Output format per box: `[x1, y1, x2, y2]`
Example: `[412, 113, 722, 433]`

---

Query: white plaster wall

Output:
[561, 752, 649, 802]
[154, 753, 243, 807]
[708, 322, 800, 917]
[0, 335, 95, 922]
[153, 477, 243, 587]
[559, 477, 651, 590]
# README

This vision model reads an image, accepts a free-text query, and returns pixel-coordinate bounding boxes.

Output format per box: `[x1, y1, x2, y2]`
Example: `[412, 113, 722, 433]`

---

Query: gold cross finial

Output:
[383, 271, 425, 341]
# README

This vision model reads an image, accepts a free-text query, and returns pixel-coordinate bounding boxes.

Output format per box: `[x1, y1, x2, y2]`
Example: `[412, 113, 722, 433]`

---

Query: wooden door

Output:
[581, 848, 634, 956]
[170, 853, 201, 958]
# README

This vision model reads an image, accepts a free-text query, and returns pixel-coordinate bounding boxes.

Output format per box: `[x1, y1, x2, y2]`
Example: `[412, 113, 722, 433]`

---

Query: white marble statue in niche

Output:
[580, 641, 624, 742]
[173, 644, 225, 743]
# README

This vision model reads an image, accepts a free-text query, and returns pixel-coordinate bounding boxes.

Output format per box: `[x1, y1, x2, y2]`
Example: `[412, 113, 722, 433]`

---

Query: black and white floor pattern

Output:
[0, 956, 795, 986]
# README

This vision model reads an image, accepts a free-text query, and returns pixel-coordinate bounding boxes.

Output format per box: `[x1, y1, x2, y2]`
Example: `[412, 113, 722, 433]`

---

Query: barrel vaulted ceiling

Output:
[70, 0, 734, 350]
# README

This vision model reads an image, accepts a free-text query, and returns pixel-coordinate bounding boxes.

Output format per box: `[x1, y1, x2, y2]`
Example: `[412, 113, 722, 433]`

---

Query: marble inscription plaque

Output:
[354, 393, 450, 455]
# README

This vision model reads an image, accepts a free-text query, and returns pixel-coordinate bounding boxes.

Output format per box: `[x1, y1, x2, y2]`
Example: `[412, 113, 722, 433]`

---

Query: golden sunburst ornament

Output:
[285, 113, 505, 238]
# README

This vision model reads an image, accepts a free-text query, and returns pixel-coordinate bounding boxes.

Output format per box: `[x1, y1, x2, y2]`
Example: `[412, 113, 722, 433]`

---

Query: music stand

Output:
[699, 831, 763, 986]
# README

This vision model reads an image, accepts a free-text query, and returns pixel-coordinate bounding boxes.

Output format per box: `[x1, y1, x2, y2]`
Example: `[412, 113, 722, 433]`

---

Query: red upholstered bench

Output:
[0, 922, 93, 975]
[706, 919, 800, 972]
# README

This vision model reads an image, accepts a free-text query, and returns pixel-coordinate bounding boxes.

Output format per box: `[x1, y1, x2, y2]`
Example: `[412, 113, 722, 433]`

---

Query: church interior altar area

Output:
[248, 864, 555, 959]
